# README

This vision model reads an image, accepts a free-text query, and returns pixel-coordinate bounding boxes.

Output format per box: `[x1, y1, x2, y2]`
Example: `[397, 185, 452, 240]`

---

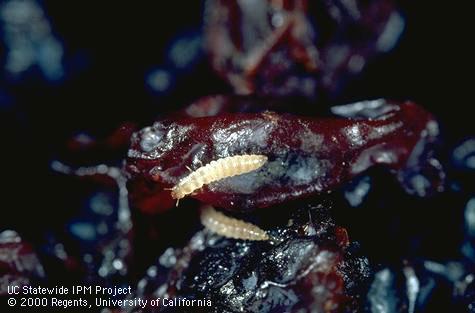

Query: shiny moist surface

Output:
[126, 100, 441, 212]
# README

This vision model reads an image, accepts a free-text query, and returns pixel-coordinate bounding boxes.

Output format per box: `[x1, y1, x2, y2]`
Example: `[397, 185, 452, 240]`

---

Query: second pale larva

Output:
[200, 206, 269, 241]
[170, 154, 267, 201]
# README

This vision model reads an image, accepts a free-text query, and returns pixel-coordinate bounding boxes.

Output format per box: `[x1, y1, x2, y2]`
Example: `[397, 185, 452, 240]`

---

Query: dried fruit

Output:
[125, 203, 370, 313]
[126, 100, 443, 213]
[204, 0, 403, 98]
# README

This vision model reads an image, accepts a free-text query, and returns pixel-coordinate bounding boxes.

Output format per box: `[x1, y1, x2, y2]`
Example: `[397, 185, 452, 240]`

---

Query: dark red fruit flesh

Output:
[126, 100, 441, 213]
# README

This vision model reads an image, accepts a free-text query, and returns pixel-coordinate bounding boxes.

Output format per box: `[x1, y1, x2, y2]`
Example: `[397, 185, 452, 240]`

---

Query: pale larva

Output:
[170, 154, 267, 201]
[200, 206, 269, 241]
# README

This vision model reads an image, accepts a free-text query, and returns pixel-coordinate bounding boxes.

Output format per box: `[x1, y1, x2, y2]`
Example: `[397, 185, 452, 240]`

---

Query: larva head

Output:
[169, 176, 198, 200]
[170, 186, 185, 200]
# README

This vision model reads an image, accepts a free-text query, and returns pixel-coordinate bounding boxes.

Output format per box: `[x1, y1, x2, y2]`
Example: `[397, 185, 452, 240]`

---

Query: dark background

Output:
[0, 0, 473, 278]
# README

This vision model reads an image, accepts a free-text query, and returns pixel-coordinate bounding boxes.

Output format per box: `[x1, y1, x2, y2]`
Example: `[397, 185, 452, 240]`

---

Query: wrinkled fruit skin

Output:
[121, 204, 370, 313]
[126, 100, 443, 213]
[205, 0, 318, 97]
[204, 0, 402, 98]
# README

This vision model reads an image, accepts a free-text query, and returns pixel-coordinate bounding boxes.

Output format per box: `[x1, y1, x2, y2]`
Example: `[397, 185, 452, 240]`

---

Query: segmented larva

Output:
[170, 154, 267, 201]
[200, 206, 269, 241]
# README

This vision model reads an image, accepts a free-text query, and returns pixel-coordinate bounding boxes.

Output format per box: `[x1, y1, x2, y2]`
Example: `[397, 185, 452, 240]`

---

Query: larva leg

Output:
[200, 206, 269, 241]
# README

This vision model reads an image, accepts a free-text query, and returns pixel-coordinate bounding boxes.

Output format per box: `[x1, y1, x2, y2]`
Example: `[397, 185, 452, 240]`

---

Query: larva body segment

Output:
[171, 154, 267, 200]
[200, 206, 269, 241]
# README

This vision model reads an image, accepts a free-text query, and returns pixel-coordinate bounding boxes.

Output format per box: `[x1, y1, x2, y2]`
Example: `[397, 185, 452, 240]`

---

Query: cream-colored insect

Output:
[200, 206, 269, 241]
[170, 154, 267, 203]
